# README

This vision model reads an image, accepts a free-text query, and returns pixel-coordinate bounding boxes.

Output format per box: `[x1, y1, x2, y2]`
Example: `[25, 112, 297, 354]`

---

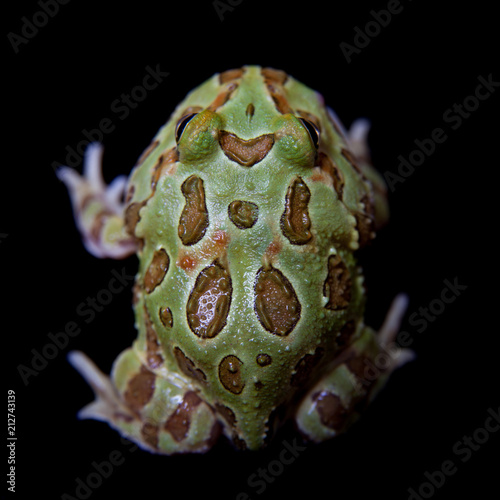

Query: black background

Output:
[4, 1, 498, 499]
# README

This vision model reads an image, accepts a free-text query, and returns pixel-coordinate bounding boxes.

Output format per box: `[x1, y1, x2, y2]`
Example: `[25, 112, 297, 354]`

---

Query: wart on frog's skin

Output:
[58, 65, 413, 454]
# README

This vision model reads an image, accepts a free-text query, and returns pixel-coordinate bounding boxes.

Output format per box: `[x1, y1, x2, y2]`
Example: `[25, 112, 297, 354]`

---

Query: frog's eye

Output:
[175, 113, 198, 143]
[298, 118, 320, 150]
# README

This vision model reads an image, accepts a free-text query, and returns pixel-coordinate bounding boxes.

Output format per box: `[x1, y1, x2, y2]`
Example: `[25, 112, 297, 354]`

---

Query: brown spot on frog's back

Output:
[150, 147, 178, 191]
[219, 131, 274, 167]
[159, 306, 173, 328]
[317, 152, 344, 200]
[186, 259, 232, 339]
[219, 355, 245, 394]
[281, 177, 313, 245]
[123, 366, 156, 413]
[254, 265, 301, 336]
[173, 347, 207, 383]
[245, 103, 255, 118]
[228, 200, 259, 229]
[141, 421, 159, 449]
[261, 68, 292, 114]
[256, 353, 272, 367]
[178, 175, 209, 246]
[124, 200, 147, 238]
[144, 248, 170, 294]
[313, 391, 349, 430]
[144, 307, 165, 369]
[164, 391, 202, 442]
[261, 67, 289, 85]
[207, 82, 239, 111]
[323, 254, 352, 310]
[219, 68, 245, 84]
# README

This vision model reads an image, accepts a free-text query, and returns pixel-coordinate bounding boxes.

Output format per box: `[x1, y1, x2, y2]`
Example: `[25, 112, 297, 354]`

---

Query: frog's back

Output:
[118, 66, 388, 449]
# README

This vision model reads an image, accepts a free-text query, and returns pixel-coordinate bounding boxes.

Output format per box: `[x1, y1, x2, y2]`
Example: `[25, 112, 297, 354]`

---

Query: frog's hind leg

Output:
[295, 294, 414, 443]
[57, 143, 138, 259]
[68, 349, 221, 454]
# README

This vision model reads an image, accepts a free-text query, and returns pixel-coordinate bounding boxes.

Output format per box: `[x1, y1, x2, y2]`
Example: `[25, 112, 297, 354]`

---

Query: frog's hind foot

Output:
[295, 294, 414, 443]
[68, 351, 135, 424]
[68, 349, 221, 454]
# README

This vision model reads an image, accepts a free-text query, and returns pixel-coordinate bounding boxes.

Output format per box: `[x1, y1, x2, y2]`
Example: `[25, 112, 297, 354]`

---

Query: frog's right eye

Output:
[175, 113, 198, 143]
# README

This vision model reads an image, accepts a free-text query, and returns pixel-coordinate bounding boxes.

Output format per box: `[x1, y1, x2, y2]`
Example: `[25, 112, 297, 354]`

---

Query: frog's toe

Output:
[346, 118, 371, 161]
[376, 294, 416, 370]
[68, 350, 134, 422]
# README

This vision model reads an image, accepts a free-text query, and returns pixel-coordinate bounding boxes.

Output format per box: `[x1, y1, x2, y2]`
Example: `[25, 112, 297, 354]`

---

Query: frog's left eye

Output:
[175, 113, 198, 143]
[298, 118, 320, 150]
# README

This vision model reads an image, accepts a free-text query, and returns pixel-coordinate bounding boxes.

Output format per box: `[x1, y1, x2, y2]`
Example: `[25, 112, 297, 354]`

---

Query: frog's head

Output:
[173, 66, 333, 173]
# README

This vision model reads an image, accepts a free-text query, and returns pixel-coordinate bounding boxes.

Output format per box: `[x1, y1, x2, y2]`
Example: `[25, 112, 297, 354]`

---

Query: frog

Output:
[58, 66, 413, 454]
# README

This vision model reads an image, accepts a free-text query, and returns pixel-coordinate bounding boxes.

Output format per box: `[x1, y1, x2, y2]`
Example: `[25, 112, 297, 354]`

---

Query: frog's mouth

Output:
[218, 131, 274, 167]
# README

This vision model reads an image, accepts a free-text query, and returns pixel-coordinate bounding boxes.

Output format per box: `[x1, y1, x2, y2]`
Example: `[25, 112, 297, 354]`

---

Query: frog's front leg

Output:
[296, 295, 414, 442]
[57, 143, 138, 259]
[68, 349, 221, 454]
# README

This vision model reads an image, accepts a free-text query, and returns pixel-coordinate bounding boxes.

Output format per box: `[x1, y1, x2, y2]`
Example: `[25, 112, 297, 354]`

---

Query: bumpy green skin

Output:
[61, 66, 405, 454]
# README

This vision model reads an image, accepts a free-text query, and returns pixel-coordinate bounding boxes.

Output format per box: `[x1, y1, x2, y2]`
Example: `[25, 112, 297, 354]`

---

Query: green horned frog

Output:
[58, 66, 412, 454]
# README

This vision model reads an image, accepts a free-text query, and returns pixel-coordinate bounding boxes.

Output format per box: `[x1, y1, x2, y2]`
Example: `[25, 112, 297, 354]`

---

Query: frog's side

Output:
[59, 66, 412, 454]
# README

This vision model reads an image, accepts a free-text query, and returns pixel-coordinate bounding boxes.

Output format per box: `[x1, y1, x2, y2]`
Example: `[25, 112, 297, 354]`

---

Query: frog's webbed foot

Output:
[68, 351, 135, 423]
[295, 294, 414, 443]
[57, 143, 138, 259]
[68, 349, 221, 454]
